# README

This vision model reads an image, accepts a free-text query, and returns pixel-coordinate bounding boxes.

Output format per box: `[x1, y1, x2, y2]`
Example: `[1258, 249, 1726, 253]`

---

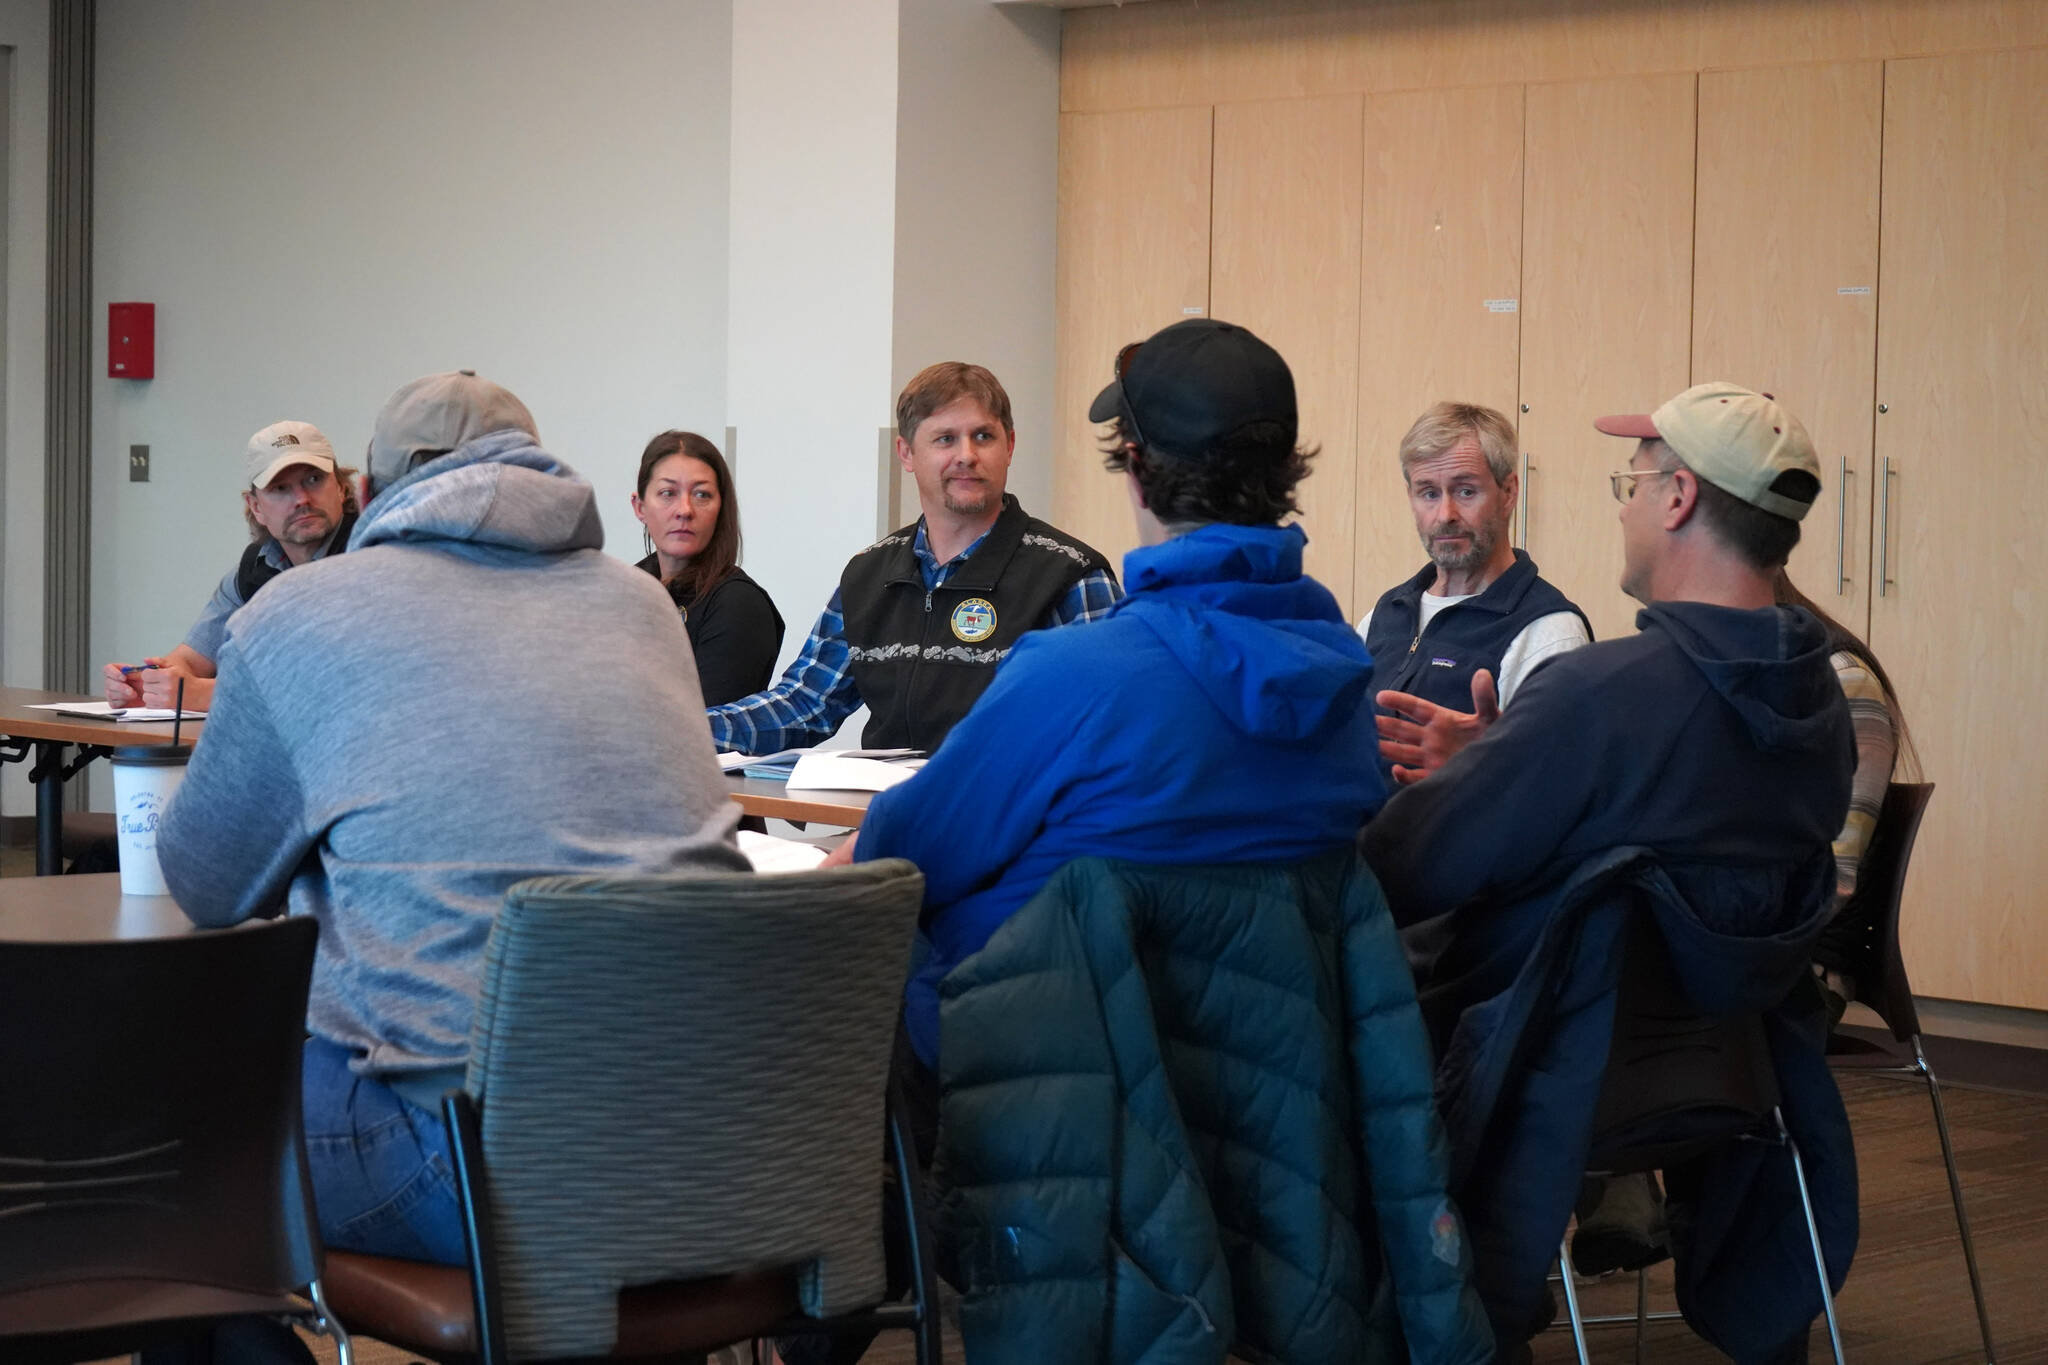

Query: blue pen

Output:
[119, 663, 165, 675]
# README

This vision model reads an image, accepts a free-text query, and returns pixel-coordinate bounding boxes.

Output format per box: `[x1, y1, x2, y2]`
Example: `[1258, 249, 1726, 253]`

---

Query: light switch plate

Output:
[129, 444, 150, 482]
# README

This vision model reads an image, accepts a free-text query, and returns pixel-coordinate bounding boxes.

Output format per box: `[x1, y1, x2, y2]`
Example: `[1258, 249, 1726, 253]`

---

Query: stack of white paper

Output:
[25, 701, 205, 723]
[736, 830, 832, 874]
[785, 750, 925, 792]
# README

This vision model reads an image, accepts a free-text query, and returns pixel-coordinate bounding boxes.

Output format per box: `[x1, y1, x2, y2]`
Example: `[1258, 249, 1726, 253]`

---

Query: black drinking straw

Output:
[172, 677, 186, 747]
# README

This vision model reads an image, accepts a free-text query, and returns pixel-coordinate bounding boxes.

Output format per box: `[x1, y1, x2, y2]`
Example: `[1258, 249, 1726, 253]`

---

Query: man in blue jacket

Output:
[834, 317, 1385, 1084]
[1362, 384, 1857, 1361]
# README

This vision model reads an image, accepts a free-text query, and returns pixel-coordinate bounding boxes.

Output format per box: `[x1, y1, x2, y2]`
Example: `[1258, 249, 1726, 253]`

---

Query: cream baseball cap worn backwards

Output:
[1595, 382, 1821, 521]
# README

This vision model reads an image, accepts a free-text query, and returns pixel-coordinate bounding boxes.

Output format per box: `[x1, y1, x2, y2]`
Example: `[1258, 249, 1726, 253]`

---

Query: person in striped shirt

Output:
[1776, 570, 1921, 1018]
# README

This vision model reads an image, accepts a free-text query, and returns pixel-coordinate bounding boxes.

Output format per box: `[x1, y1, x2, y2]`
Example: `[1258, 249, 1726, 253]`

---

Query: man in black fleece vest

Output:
[706, 363, 1118, 755]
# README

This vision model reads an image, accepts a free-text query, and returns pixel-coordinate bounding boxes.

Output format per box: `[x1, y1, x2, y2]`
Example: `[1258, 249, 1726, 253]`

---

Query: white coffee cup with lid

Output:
[111, 744, 193, 896]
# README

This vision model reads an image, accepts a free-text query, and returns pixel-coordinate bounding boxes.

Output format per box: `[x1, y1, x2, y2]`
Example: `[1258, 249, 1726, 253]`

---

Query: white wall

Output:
[726, 0, 901, 670]
[893, 0, 1061, 518]
[0, 0, 49, 819]
[90, 0, 733, 693]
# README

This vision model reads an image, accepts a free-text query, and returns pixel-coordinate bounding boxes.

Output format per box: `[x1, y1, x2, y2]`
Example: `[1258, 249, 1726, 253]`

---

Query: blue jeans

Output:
[302, 1035, 467, 1265]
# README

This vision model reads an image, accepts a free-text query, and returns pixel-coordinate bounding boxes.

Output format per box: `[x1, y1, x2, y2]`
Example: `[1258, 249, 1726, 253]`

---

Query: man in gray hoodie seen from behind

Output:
[158, 369, 747, 1265]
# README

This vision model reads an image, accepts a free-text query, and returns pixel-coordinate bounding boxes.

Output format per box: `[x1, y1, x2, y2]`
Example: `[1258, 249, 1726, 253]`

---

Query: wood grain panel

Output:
[1350, 83, 1525, 616]
[1211, 95, 1362, 612]
[1517, 71, 1697, 642]
[1052, 106, 1212, 570]
[1062, 0, 2048, 113]
[1871, 49, 2048, 1009]
[1693, 62, 1883, 630]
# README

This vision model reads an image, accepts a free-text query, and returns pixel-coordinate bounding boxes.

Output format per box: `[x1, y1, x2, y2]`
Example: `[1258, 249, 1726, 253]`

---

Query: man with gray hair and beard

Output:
[158, 369, 746, 1271]
[1358, 402, 1590, 784]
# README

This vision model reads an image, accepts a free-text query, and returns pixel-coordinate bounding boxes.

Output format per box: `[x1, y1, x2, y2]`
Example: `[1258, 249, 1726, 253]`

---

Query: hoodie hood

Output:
[351, 429, 604, 558]
[1637, 601, 1844, 756]
[1118, 523, 1371, 741]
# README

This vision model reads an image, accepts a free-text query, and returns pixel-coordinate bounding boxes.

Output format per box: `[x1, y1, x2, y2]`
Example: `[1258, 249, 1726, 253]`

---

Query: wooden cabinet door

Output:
[1052, 107, 1213, 573]
[1213, 95, 1364, 613]
[1873, 49, 2048, 1009]
[1694, 62, 1882, 626]
[1518, 72, 1697, 642]
[1351, 84, 1525, 618]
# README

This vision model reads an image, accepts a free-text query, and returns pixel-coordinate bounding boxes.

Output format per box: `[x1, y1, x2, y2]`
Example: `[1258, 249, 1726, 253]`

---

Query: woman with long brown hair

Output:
[630, 430, 783, 706]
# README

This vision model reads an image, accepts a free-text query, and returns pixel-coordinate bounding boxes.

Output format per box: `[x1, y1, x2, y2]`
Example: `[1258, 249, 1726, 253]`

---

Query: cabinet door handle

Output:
[1878, 456, 1896, 597]
[1835, 457, 1852, 596]
[1518, 451, 1533, 549]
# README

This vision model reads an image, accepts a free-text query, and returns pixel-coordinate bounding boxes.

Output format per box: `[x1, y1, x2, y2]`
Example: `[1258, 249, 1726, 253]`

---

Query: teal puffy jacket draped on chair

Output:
[936, 851, 1494, 1365]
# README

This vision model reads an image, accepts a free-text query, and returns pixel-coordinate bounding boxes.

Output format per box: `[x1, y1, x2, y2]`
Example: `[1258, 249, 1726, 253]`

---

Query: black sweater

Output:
[636, 557, 785, 707]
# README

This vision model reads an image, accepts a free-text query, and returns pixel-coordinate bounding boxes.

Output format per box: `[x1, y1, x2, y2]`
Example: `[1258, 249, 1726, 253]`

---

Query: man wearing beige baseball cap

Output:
[1358, 382, 1859, 1359]
[103, 419, 357, 713]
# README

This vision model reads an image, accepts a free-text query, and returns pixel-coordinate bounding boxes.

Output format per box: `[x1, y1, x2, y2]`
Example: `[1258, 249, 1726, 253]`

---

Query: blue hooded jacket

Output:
[858, 522, 1388, 1066]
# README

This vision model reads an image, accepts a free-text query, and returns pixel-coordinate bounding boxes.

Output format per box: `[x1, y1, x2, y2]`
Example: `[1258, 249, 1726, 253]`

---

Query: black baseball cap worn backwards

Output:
[1089, 318, 1297, 459]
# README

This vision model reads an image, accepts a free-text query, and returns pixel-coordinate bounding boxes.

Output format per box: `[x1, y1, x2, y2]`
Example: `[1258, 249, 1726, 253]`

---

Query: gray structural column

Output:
[42, 0, 92, 694]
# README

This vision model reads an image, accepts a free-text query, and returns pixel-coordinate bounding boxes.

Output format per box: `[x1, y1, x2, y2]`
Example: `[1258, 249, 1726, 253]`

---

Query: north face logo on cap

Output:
[271, 433, 301, 447]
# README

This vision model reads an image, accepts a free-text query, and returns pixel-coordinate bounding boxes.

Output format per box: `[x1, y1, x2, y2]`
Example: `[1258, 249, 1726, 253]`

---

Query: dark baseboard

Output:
[1838, 1024, 2048, 1096]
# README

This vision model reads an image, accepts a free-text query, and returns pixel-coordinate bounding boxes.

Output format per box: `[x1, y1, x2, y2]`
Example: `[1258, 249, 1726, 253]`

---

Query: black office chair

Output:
[1819, 782, 1995, 1363]
[1555, 916, 1844, 1365]
[0, 915, 351, 1364]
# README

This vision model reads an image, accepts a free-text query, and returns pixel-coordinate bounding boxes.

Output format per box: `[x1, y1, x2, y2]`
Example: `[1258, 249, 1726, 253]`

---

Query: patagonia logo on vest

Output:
[951, 598, 997, 643]
[1431, 657, 1457, 668]
[1430, 1200, 1463, 1266]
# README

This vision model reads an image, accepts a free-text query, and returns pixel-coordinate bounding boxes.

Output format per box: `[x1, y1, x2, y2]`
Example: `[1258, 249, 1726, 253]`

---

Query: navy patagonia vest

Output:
[234, 509, 357, 604]
[839, 495, 1109, 753]
[1364, 549, 1589, 726]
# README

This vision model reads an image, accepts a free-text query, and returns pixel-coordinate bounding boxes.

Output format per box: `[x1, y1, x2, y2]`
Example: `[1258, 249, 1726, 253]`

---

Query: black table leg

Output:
[34, 739, 65, 876]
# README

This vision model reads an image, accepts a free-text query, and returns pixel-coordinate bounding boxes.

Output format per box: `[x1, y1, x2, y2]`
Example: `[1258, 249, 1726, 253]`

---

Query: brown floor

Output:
[292, 1072, 2045, 1365]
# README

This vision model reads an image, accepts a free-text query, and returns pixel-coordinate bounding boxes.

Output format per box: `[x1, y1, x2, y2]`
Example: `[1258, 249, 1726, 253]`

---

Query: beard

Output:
[941, 477, 998, 518]
[278, 510, 334, 546]
[1425, 519, 1501, 574]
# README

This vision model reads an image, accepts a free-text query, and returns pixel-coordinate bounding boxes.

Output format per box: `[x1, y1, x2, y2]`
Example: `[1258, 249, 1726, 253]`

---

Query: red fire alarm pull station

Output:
[109, 302, 155, 379]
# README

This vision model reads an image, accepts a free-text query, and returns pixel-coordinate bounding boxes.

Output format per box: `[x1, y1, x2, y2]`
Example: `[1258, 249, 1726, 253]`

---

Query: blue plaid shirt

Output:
[706, 521, 1121, 754]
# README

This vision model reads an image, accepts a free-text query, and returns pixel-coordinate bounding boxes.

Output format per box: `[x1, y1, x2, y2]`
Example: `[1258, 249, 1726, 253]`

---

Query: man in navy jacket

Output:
[1362, 384, 1857, 1361]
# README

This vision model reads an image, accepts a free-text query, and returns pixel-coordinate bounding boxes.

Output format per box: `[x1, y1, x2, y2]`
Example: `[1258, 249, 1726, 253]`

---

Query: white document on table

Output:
[785, 750, 925, 792]
[736, 830, 831, 874]
[24, 701, 205, 722]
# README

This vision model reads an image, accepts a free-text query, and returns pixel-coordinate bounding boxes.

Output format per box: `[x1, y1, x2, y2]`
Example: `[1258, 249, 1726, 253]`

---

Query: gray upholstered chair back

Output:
[462, 859, 923, 1360]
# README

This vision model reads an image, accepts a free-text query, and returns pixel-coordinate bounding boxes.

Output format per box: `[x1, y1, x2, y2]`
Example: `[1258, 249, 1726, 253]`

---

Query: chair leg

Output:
[1556, 1240, 1592, 1365]
[1634, 1268, 1647, 1364]
[302, 1276, 355, 1365]
[1777, 1107, 1846, 1365]
[1914, 1036, 1998, 1363]
[886, 1079, 943, 1365]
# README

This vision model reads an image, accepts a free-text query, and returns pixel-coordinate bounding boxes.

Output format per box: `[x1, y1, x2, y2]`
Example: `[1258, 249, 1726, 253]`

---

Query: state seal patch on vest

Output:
[950, 598, 997, 642]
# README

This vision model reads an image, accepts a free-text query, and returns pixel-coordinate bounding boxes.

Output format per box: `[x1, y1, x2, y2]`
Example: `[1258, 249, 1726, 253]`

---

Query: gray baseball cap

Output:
[367, 369, 538, 490]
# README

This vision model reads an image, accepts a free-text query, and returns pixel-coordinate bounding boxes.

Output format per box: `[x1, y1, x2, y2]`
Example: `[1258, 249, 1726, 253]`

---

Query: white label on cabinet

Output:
[1838, 285, 1873, 295]
[1181, 305, 1205, 316]
[1484, 298, 1519, 313]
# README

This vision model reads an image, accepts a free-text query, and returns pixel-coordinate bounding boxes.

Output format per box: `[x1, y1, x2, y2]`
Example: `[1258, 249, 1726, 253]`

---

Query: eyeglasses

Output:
[1108, 341, 1150, 451]
[1609, 468, 1675, 503]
